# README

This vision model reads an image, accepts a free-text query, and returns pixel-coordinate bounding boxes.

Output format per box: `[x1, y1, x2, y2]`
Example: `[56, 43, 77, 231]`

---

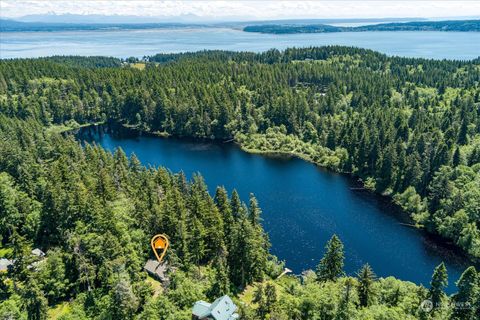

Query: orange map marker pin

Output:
[151, 234, 169, 263]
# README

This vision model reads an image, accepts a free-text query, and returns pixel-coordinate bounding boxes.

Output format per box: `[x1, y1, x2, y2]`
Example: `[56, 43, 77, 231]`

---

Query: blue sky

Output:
[1, 1, 479, 20]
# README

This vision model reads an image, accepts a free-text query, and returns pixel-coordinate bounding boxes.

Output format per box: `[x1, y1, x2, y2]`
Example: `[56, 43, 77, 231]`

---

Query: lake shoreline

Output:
[46, 120, 105, 135]
[71, 121, 476, 291]
[239, 143, 479, 267]
[70, 120, 476, 270]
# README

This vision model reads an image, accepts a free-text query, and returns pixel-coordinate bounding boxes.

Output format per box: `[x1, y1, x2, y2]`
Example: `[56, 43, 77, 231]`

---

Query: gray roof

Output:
[192, 295, 238, 320]
[31, 248, 45, 257]
[0, 258, 13, 272]
[144, 259, 168, 282]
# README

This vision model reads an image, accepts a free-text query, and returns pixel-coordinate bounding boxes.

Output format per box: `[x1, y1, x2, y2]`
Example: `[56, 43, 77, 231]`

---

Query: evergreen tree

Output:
[377, 147, 395, 192]
[264, 283, 277, 315]
[229, 214, 268, 288]
[357, 263, 376, 307]
[214, 187, 234, 239]
[316, 235, 345, 282]
[10, 231, 33, 283]
[453, 147, 461, 166]
[252, 284, 265, 318]
[110, 273, 139, 320]
[207, 250, 230, 299]
[248, 193, 262, 226]
[230, 190, 243, 220]
[458, 119, 468, 145]
[23, 281, 48, 320]
[336, 278, 355, 320]
[429, 262, 448, 311]
[253, 283, 277, 319]
[451, 266, 477, 320]
[468, 146, 480, 165]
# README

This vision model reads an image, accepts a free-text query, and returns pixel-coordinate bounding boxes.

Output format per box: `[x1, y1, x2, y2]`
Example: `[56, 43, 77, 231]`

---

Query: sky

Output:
[1, 0, 480, 20]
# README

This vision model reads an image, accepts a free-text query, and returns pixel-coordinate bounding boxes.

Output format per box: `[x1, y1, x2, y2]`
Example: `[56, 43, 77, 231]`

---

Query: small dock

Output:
[350, 187, 367, 191]
[276, 267, 293, 279]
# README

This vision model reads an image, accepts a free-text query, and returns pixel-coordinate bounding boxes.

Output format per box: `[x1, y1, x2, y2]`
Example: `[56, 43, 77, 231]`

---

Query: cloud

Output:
[1, 1, 479, 19]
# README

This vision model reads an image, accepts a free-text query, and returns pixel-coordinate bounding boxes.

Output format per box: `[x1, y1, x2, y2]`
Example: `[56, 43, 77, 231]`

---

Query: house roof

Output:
[0, 258, 13, 272]
[209, 295, 237, 320]
[144, 259, 168, 282]
[192, 295, 238, 320]
[31, 248, 45, 257]
[192, 300, 211, 318]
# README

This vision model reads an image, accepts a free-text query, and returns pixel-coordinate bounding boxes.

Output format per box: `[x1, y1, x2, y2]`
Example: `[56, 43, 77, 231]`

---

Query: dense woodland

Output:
[1, 47, 480, 319]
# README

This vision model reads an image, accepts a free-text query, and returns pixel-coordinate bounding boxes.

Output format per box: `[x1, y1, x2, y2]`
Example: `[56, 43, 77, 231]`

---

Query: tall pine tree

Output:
[316, 235, 345, 282]
[429, 262, 448, 311]
[357, 263, 376, 307]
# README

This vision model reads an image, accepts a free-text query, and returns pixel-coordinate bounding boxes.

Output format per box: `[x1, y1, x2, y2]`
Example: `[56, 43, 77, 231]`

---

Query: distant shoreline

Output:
[243, 19, 480, 34]
[2, 18, 480, 33]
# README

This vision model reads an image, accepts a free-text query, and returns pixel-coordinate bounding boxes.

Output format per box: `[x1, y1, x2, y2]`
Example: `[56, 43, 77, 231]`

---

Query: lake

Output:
[75, 124, 470, 293]
[1, 27, 480, 60]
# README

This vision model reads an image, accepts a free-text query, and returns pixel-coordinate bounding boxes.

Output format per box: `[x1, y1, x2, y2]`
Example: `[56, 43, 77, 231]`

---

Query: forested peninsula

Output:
[1, 47, 480, 319]
[243, 19, 480, 34]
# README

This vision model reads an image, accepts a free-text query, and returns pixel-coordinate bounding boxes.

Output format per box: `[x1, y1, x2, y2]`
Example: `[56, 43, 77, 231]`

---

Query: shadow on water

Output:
[73, 123, 475, 293]
[346, 177, 471, 267]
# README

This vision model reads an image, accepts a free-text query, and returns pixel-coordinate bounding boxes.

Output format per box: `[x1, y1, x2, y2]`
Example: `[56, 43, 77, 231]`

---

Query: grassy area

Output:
[45, 123, 79, 135]
[238, 275, 298, 306]
[146, 275, 164, 298]
[239, 283, 256, 304]
[45, 120, 104, 135]
[131, 62, 146, 70]
[0, 246, 13, 258]
[239, 144, 313, 163]
[48, 302, 71, 320]
[122, 123, 170, 137]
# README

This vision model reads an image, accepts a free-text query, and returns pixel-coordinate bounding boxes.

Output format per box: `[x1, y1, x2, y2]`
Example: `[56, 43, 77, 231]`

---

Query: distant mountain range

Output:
[0, 17, 411, 32]
[1, 15, 479, 33]
[244, 19, 480, 34]
[6, 13, 431, 24]
[12, 13, 238, 24]
[0, 19, 203, 32]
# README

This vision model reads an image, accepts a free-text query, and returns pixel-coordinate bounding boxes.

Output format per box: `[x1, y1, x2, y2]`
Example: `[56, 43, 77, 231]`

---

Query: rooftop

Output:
[144, 259, 168, 282]
[0, 258, 13, 272]
[192, 295, 239, 320]
[31, 248, 45, 257]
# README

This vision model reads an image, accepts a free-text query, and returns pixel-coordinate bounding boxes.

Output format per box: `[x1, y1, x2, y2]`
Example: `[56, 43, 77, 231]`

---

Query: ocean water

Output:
[1, 28, 479, 60]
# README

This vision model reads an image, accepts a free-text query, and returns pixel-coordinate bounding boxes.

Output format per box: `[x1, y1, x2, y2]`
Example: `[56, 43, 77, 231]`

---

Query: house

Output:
[0, 258, 13, 272]
[144, 259, 169, 282]
[31, 248, 45, 258]
[192, 295, 239, 320]
[0, 249, 46, 273]
[27, 248, 47, 270]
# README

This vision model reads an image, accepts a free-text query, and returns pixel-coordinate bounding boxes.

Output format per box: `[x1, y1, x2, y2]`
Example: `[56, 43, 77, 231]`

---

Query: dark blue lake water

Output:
[75, 124, 470, 293]
[1, 28, 480, 60]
